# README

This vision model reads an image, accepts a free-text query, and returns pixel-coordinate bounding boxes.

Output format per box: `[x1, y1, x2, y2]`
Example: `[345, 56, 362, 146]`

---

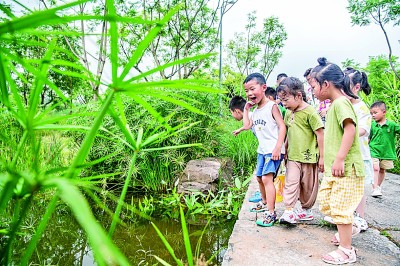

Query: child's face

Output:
[310, 79, 329, 101]
[278, 91, 302, 111]
[230, 109, 244, 121]
[244, 79, 266, 105]
[370, 107, 386, 122]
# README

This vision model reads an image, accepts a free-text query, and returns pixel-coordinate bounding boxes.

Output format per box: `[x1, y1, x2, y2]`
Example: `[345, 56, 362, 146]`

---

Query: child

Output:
[229, 95, 250, 135]
[229, 95, 261, 203]
[242, 73, 286, 227]
[310, 58, 365, 264]
[265, 87, 286, 119]
[342, 67, 374, 231]
[369, 101, 400, 197]
[276, 77, 324, 224]
[276, 73, 288, 86]
[304, 67, 319, 107]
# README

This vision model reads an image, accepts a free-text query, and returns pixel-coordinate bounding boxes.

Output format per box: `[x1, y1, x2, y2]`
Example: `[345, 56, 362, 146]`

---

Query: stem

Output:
[20, 195, 58, 265]
[1, 195, 33, 264]
[108, 152, 138, 237]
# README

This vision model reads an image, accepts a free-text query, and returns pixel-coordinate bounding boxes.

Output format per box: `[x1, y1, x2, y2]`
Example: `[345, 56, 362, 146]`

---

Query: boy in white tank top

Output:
[242, 73, 287, 227]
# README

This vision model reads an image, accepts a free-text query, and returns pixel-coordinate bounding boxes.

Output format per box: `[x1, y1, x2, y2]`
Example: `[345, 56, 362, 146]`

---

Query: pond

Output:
[10, 203, 235, 265]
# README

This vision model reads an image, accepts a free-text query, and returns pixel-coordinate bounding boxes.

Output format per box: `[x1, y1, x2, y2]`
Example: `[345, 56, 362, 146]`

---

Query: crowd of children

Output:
[228, 57, 399, 265]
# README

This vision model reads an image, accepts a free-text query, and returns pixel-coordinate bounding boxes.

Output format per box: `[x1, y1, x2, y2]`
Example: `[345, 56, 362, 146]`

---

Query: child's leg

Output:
[372, 159, 380, 189]
[262, 173, 275, 212]
[299, 163, 319, 209]
[336, 224, 352, 249]
[322, 172, 363, 263]
[355, 195, 366, 217]
[283, 161, 301, 209]
[254, 154, 267, 205]
[256, 176, 267, 204]
[377, 168, 386, 187]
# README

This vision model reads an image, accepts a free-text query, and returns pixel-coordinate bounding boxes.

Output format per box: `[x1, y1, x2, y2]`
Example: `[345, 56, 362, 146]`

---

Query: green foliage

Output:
[0, 0, 224, 264]
[152, 206, 217, 266]
[362, 56, 400, 173]
[68, 91, 222, 192]
[347, 0, 400, 27]
[225, 11, 287, 88]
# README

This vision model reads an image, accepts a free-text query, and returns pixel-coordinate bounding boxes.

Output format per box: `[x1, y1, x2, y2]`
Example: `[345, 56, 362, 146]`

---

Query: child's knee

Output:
[261, 174, 274, 184]
[379, 168, 386, 174]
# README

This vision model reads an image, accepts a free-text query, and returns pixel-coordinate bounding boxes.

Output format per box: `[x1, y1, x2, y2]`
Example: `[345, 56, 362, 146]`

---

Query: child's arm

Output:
[271, 104, 287, 161]
[332, 118, 356, 177]
[315, 127, 324, 172]
[232, 127, 246, 136]
[358, 109, 371, 137]
[242, 102, 254, 130]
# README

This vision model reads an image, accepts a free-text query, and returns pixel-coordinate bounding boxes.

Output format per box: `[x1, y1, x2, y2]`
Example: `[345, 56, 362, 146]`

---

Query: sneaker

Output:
[295, 208, 314, 221]
[249, 202, 267, 212]
[323, 216, 335, 224]
[371, 186, 382, 197]
[256, 211, 277, 227]
[354, 215, 368, 231]
[279, 210, 297, 224]
[249, 191, 262, 203]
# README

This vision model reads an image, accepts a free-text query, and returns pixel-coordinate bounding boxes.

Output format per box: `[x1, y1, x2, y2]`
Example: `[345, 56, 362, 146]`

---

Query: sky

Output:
[218, 0, 400, 85]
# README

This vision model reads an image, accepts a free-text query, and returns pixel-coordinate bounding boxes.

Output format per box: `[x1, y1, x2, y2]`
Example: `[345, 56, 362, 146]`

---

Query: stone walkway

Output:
[222, 173, 400, 265]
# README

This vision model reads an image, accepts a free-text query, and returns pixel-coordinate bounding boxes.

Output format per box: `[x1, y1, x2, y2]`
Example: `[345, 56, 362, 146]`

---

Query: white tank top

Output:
[252, 101, 285, 155]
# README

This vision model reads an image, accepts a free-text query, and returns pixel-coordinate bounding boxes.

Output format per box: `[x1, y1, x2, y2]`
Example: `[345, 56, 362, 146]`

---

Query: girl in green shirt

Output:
[310, 57, 365, 265]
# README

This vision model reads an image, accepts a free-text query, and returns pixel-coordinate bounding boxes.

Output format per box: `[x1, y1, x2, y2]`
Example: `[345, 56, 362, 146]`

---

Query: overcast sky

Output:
[219, 0, 400, 85]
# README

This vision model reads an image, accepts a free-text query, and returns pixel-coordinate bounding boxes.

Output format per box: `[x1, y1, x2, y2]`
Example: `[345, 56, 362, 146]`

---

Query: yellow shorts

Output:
[318, 169, 364, 224]
[372, 158, 394, 170]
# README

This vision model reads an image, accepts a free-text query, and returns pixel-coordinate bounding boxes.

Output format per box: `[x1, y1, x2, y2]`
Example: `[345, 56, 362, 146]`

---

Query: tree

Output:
[226, 11, 287, 81]
[118, 0, 221, 80]
[347, 0, 400, 79]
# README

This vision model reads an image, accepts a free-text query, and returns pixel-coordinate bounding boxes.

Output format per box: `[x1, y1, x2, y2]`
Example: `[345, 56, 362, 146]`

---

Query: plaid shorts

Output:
[318, 168, 364, 224]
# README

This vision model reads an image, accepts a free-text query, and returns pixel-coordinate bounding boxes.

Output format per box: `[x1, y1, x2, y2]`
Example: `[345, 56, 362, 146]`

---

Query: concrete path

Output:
[222, 173, 400, 265]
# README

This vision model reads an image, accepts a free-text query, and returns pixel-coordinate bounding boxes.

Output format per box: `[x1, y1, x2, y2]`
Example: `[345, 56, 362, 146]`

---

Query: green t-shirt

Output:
[278, 105, 286, 119]
[324, 97, 365, 177]
[369, 119, 400, 160]
[284, 106, 324, 163]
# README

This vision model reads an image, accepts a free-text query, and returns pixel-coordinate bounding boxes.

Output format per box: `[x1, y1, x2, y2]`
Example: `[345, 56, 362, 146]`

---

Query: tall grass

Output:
[0, 0, 224, 264]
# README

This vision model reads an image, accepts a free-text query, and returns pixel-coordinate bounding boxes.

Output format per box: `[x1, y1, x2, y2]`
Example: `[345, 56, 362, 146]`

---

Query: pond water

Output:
[12, 207, 235, 265]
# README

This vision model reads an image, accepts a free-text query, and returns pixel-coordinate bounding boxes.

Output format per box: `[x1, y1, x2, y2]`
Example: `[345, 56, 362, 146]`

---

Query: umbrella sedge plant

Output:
[0, 0, 223, 264]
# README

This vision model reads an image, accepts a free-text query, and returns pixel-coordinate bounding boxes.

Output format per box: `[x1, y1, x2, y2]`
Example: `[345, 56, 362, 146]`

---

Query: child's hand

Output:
[232, 129, 241, 136]
[271, 147, 281, 161]
[331, 159, 344, 177]
[244, 101, 255, 110]
[318, 156, 324, 173]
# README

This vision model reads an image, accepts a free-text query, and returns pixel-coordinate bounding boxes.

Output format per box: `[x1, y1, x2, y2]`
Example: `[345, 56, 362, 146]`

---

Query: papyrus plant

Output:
[0, 0, 222, 264]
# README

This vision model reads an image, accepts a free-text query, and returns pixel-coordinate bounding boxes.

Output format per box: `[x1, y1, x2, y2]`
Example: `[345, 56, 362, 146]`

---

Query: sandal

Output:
[322, 245, 357, 265]
[331, 222, 361, 246]
[250, 202, 267, 212]
[256, 211, 277, 227]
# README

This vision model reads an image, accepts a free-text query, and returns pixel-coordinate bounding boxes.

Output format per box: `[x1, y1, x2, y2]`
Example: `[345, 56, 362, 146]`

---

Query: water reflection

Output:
[11, 209, 234, 265]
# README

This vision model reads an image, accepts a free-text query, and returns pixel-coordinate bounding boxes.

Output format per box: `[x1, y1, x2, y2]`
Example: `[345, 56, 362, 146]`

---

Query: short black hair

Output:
[277, 73, 288, 80]
[370, 101, 386, 111]
[229, 95, 246, 111]
[303, 68, 312, 78]
[243, 73, 266, 85]
[277, 77, 306, 102]
[265, 86, 277, 99]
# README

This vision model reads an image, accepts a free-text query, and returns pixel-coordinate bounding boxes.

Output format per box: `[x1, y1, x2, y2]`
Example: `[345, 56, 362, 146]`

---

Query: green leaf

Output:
[151, 222, 184, 266]
[180, 206, 193, 266]
[43, 178, 130, 265]
[119, 4, 182, 82]
[234, 177, 242, 189]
